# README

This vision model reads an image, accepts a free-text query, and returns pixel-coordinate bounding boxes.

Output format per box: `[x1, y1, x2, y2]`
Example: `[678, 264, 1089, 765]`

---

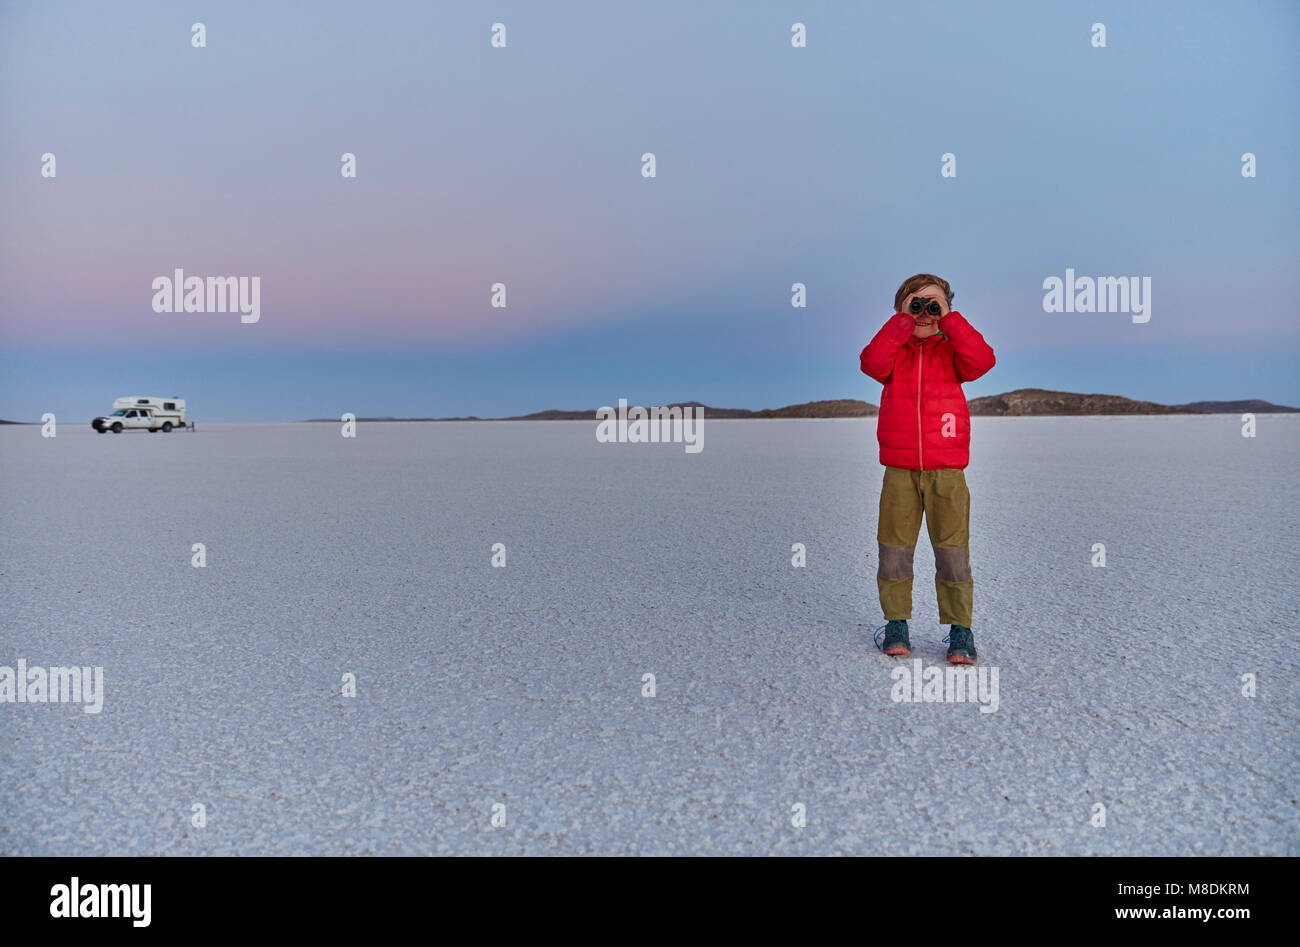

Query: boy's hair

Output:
[894, 273, 954, 313]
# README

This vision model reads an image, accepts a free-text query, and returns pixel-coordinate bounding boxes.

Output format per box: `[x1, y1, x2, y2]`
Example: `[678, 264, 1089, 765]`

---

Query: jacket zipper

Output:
[916, 340, 924, 471]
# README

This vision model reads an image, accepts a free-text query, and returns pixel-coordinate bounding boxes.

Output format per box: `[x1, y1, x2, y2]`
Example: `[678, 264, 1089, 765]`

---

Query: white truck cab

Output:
[92, 396, 188, 433]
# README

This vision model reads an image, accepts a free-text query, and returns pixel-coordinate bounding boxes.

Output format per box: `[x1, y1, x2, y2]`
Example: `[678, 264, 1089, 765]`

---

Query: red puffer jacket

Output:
[859, 310, 996, 470]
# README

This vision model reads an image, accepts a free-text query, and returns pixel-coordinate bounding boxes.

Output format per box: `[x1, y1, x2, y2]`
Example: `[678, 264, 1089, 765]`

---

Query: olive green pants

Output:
[877, 466, 973, 627]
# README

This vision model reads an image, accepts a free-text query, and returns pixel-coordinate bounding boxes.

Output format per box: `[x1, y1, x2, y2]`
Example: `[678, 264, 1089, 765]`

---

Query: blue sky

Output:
[2, 0, 1297, 420]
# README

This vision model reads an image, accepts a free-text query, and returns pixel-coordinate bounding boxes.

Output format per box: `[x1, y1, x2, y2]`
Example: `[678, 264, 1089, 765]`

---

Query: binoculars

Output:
[908, 298, 943, 317]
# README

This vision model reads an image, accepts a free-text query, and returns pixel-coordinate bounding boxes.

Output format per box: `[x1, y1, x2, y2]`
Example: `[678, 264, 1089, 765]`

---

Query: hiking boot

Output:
[943, 625, 977, 664]
[874, 619, 911, 656]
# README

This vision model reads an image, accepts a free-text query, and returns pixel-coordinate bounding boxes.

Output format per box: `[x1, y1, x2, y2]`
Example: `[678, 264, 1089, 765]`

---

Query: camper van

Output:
[92, 396, 188, 433]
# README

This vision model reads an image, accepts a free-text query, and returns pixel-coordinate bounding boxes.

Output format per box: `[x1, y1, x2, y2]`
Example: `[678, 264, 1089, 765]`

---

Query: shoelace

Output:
[942, 626, 974, 651]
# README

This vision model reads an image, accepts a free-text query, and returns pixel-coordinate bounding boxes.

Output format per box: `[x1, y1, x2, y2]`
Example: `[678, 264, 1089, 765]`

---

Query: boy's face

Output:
[902, 283, 950, 338]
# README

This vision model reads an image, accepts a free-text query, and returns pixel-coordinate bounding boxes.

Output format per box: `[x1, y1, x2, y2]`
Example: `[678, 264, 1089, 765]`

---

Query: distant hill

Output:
[1175, 399, 1299, 414]
[295, 391, 1295, 421]
[968, 388, 1192, 416]
[504, 409, 594, 420]
[507, 402, 751, 420]
[302, 416, 483, 422]
[507, 399, 877, 420]
[752, 399, 877, 418]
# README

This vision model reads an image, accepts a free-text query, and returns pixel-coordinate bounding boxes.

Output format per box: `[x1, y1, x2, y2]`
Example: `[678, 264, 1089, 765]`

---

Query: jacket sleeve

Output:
[860, 312, 916, 383]
[939, 310, 996, 382]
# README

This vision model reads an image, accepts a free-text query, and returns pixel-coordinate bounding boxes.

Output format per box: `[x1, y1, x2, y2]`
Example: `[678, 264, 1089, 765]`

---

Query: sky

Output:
[1, 0, 1297, 421]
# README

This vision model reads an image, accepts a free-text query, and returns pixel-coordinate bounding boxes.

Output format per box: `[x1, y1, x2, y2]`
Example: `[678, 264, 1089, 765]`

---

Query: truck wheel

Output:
[162, 422, 173, 432]
[111, 422, 123, 433]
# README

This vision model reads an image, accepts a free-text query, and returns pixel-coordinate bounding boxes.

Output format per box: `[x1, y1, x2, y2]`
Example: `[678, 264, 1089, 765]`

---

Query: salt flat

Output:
[1, 416, 1296, 855]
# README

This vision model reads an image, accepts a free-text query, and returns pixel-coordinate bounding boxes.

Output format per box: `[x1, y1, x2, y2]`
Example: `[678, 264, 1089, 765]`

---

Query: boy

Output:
[860, 274, 996, 663]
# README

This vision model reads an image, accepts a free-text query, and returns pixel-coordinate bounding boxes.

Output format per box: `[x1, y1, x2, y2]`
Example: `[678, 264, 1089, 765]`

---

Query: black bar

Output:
[0, 856, 1285, 934]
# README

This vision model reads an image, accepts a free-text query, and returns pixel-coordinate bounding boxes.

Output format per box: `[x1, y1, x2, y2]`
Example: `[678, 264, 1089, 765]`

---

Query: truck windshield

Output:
[111, 410, 127, 416]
